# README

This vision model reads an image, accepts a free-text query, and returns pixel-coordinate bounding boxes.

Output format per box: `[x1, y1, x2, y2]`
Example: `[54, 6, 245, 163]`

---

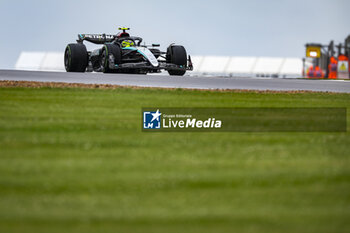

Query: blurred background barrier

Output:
[15, 52, 65, 72]
[15, 52, 303, 78]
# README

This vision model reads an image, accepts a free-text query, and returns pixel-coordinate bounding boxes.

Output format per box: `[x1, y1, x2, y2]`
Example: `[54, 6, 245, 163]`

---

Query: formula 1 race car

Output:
[64, 27, 193, 76]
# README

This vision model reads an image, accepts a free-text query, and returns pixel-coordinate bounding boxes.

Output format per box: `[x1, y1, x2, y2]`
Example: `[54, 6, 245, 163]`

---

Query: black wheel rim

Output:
[101, 50, 106, 70]
[64, 49, 69, 70]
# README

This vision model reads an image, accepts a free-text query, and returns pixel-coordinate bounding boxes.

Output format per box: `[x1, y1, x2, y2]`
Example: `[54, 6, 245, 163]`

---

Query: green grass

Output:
[0, 86, 350, 233]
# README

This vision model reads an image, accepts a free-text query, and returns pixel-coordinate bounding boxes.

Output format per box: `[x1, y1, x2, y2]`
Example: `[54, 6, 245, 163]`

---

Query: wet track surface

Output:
[1, 70, 350, 93]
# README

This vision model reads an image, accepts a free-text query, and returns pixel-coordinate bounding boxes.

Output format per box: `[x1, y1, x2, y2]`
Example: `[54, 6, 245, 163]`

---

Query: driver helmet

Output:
[121, 40, 135, 48]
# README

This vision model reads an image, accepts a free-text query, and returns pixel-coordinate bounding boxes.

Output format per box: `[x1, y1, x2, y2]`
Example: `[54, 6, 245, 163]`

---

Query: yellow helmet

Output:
[121, 40, 135, 48]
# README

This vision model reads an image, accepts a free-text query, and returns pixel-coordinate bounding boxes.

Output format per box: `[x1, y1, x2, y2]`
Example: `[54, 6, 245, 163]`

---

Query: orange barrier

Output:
[328, 56, 338, 79]
[307, 66, 324, 78]
[307, 66, 314, 78]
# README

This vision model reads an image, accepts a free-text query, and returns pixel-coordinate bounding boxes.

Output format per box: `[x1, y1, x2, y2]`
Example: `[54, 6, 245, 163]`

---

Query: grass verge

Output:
[0, 84, 350, 233]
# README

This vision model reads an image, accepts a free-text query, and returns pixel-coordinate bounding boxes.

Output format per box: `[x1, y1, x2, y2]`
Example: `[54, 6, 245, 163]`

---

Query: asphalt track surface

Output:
[1, 70, 350, 93]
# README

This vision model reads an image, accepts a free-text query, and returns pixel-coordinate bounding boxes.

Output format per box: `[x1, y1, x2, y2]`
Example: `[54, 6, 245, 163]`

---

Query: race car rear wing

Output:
[76, 34, 144, 46]
[77, 34, 116, 44]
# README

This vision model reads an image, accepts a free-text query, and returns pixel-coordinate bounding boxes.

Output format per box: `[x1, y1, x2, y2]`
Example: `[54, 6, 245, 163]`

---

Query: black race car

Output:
[64, 27, 193, 76]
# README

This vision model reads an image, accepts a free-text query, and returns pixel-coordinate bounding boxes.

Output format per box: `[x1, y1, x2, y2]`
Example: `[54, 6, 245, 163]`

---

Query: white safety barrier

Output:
[15, 52, 65, 72]
[15, 52, 303, 77]
[226, 57, 258, 74]
[191, 56, 302, 77]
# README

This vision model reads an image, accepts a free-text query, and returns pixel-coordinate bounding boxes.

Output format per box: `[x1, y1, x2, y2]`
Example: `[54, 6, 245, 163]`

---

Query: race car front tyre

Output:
[167, 45, 187, 76]
[64, 43, 88, 72]
[102, 44, 122, 73]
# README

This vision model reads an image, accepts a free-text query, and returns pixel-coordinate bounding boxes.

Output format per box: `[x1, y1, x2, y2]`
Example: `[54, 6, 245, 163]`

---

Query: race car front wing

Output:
[108, 54, 193, 72]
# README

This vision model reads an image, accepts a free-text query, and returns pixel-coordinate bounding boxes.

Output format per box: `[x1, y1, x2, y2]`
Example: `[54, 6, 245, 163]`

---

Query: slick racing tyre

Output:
[64, 43, 88, 72]
[101, 44, 122, 73]
[167, 45, 187, 76]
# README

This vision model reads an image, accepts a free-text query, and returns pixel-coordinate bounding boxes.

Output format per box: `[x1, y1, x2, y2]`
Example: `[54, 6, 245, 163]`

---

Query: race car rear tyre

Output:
[64, 43, 88, 72]
[102, 44, 122, 73]
[167, 45, 187, 76]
